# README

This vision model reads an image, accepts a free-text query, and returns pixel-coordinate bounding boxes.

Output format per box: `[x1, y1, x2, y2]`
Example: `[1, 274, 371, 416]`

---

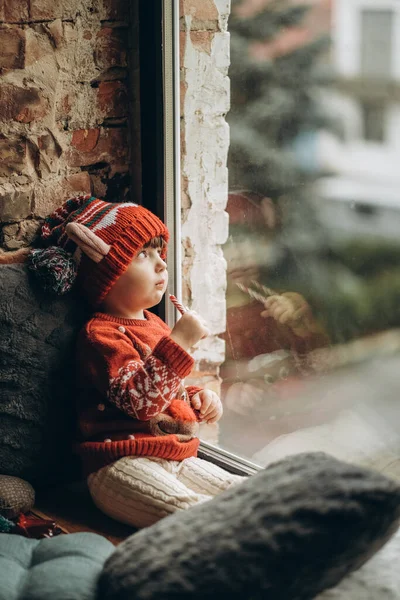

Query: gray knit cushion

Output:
[0, 264, 85, 485]
[0, 475, 35, 519]
[98, 452, 400, 600]
[316, 526, 400, 600]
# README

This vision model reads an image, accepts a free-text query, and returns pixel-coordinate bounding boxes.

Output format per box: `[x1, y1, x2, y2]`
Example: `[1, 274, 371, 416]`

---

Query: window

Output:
[361, 100, 386, 142]
[176, 0, 400, 478]
[134, 0, 181, 326]
[360, 9, 394, 79]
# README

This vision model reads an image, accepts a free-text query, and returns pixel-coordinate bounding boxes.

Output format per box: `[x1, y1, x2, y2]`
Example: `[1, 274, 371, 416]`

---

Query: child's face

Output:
[223, 232, 272, 290]
[105, 245, 168, 312]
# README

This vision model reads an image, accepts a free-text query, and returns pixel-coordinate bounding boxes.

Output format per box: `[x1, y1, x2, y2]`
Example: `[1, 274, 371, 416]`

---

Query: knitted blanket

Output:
[0, 264, 86, 485]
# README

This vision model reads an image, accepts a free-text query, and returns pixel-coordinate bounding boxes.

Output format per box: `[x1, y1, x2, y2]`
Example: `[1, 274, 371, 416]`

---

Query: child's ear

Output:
[66, 223, 111, 263]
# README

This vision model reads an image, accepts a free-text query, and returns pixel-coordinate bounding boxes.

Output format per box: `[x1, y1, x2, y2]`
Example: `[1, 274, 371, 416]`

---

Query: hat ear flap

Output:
[65, 223, 111, 263]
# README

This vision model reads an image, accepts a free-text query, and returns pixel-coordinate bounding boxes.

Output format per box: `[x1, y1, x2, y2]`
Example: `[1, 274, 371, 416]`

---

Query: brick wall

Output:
[179, 0, 231, 396]
[0, 0, 130, 251]
[0, 0, 231, 403]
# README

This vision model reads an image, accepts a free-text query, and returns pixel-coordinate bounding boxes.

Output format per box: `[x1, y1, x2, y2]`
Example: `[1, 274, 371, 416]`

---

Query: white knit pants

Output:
[87, 456, 245, 529]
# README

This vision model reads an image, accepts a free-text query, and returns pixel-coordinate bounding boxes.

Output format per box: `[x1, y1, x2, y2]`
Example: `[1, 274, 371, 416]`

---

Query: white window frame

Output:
[162, 0, 182, 329]
[334, 0, 400, 79]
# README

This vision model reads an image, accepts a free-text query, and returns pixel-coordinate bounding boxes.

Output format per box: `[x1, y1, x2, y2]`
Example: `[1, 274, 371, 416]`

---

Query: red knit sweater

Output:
[75, 311, 201, 475]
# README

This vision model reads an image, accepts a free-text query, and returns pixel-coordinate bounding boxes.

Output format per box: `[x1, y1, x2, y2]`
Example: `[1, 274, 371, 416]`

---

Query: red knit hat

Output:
[28, 195, 169, 306]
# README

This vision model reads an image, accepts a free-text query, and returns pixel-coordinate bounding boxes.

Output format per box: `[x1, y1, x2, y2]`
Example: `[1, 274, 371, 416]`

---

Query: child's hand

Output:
[261, 292, 312, 334]
[261, 292, 309, 324]
[191, 390, 223, 423]
[170, 311, 209, 351]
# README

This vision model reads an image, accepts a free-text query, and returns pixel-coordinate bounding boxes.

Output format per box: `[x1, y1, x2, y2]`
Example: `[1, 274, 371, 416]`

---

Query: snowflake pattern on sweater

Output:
[76, 310, 200, 443]
[108, 355, 182, 420]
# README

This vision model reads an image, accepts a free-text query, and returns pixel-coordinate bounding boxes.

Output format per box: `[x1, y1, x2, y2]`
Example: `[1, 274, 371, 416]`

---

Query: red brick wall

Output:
[0, 0, 130, 251]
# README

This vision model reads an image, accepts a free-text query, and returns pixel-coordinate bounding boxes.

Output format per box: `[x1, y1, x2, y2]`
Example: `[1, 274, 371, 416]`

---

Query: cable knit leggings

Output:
[87, 455, 245, 529]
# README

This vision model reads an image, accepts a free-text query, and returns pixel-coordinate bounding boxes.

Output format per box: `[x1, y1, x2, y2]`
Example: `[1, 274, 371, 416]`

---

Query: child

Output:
[28, 195, 244, 529]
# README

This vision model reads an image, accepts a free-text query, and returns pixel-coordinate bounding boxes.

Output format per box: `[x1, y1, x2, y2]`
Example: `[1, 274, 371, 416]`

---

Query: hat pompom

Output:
[27, 247, 77, 295]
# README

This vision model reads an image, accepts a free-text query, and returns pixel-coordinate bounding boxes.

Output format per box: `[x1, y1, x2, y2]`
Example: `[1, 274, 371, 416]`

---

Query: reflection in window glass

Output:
[213, 0, 400, 477]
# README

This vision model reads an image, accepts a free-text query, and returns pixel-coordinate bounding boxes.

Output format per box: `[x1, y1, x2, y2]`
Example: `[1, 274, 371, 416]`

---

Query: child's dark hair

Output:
[143, 236, 167, 250]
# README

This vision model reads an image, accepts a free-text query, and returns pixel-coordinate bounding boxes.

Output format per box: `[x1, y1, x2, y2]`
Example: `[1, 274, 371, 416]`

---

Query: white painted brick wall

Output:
[180, 2, 231, 375]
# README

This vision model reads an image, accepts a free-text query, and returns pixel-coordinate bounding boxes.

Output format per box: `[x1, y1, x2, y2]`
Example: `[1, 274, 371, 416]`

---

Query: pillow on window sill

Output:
[98, 452, 400, 600]
[0, 264, 86, 485]
[316, 525, 400, 600]
[0, 532, 114, 600]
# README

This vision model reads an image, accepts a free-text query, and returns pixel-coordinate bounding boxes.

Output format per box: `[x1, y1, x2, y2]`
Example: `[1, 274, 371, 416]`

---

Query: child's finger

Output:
[263, 295, 280, 309]
[198, 317, 210, 333]
[206, 415, 219, 424]
[191, 393, 202, 409]
[187, 309, 207, 324]
[292, 305, 309, 321]
[205, 405, 221, 421]
[187, 310, 209, 339]
[200, 399, 213, 415]
[200, 392, 214, 414]
[277, 309, 294, 324]
[270, 304, 290, 321]
[205, 406, 223, 424]
[261, 296, 281, 318]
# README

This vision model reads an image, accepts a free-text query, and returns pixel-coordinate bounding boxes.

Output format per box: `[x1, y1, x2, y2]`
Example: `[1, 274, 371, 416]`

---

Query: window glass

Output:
[360, 10, 393, 78]
[361, 101, 386, 142]
[210, 0, 400, 473]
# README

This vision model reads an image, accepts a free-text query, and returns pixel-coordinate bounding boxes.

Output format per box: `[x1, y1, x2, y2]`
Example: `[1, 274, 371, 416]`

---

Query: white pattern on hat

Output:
[92, 203, 139, 234]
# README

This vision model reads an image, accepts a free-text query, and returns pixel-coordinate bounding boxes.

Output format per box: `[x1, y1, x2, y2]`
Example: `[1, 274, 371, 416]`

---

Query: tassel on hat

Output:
[28, 247, 77, 295]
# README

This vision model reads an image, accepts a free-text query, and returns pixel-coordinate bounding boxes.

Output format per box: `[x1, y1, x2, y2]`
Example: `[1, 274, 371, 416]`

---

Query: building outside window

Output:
[357, 7, 394, 143]
[361, 100, 386, 142]
[360, 9, 393, 79]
